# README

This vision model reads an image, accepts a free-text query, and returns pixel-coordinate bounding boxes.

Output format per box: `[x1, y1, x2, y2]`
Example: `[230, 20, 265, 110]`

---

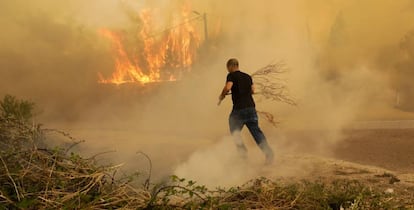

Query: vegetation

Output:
[0, 95, 35, 122]
[0, 95, 413, 209]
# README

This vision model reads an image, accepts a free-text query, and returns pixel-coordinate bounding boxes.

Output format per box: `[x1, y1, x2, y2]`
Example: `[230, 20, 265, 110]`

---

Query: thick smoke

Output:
[1, 0, 414, 185]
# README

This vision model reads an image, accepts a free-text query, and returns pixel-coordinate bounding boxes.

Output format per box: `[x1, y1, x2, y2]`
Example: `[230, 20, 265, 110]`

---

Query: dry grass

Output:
[0, 117, 149, 209]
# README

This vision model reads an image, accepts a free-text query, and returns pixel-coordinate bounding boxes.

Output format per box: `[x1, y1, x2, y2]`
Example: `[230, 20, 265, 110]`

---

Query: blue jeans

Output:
[229, 107, 274, 159]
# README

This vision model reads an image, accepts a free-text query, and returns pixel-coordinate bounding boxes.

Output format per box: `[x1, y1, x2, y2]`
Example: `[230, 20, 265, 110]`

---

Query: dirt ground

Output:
[334, 129, 414, 173]
[57, 121, 414, 193]
[283, 127, 414, 174]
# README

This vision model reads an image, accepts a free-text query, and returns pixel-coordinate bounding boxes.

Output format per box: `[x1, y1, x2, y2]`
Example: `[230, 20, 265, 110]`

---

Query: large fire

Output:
[98, 5, 202, 85]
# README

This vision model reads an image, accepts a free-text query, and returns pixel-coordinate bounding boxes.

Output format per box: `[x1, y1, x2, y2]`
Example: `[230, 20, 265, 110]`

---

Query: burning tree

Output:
[98, 4, 203, 85]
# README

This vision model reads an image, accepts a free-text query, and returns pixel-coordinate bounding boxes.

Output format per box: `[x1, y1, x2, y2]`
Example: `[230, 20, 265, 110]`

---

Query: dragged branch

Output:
[252, 61, 297, 106]
[257, 110, 280, 127]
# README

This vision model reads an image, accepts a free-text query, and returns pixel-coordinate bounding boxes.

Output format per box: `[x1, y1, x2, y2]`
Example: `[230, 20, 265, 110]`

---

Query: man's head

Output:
[226, 58, 239, 73]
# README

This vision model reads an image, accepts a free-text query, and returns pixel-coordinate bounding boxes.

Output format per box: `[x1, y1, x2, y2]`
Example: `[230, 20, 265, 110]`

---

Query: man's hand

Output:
[219, 94, 225, 101]
[218, 81, 233, 106]
[218, 94, 225, 106]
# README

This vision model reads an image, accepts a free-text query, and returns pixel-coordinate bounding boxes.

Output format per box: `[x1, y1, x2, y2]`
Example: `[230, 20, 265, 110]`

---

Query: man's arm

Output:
[219, 81, 233, 100]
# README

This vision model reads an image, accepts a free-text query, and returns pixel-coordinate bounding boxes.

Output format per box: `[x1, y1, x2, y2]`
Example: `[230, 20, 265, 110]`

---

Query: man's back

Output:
[226, 71, 255, 110]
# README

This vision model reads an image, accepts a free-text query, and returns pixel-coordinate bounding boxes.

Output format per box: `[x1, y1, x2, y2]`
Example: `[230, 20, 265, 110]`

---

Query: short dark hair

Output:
[227, 58, 239, 67]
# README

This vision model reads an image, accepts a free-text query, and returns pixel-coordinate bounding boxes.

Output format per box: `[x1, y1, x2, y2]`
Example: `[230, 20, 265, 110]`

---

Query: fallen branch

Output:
[257, 110, 280, 127]
[252, 61, 297, 106]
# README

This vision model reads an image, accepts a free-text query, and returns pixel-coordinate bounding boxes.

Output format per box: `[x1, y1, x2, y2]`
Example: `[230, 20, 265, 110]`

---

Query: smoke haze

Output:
[2, 0, 414, 185]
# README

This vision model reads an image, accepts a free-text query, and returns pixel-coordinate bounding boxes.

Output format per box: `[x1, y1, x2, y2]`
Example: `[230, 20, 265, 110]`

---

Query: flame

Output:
[98, 4, 202, 85]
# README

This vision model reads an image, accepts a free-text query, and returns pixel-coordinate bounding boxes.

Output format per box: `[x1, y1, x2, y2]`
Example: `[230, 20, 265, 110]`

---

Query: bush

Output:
[0, 95, 35, 122]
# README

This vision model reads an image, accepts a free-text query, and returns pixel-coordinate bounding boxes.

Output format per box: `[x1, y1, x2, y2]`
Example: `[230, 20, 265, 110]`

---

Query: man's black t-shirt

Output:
[226, 70, 255, 110]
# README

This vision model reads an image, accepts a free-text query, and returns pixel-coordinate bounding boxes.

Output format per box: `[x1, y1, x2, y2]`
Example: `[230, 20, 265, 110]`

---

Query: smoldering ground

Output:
[1, 0, 414, 186]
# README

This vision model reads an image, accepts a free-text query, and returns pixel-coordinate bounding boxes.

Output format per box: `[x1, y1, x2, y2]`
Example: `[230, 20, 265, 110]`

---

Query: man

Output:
[218, 58, 274, 164]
